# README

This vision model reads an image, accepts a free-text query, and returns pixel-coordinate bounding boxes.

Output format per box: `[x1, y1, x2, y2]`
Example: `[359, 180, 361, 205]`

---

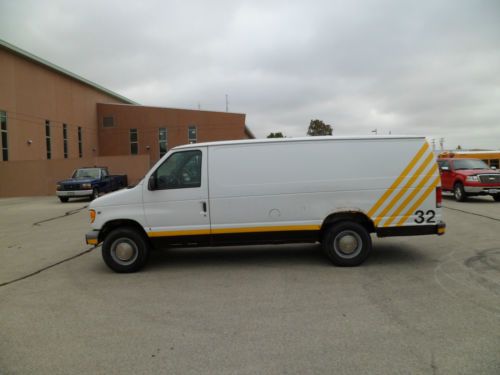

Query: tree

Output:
[307, 119, 332, 136]
[267, 132, 285, 138]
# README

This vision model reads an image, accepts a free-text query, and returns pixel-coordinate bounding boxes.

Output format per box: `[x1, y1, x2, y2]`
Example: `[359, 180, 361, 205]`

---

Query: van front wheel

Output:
[102, 227, 150, 273]
[322, 222, 372, 266]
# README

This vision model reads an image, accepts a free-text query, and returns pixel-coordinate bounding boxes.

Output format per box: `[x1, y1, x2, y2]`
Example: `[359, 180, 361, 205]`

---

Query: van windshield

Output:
[453, 159, 490, 170]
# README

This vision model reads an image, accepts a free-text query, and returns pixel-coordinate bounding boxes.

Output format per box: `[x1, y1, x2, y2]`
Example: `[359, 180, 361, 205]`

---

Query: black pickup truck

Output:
[56, 167, 128, 202]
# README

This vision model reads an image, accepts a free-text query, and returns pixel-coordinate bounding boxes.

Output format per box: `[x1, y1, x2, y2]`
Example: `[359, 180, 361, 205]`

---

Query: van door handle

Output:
[200, 201, 207, 216]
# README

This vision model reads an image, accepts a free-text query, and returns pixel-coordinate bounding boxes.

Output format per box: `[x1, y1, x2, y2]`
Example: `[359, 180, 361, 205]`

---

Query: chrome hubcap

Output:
[115, 242, 134, 261]
[337, 234, 358, 254]
[334, 230, 363, 258]
[110, 238, 139, 266]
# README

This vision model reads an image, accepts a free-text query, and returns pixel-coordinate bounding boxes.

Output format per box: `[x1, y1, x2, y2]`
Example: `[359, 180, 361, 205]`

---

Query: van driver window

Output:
[154, 150, 202, 189]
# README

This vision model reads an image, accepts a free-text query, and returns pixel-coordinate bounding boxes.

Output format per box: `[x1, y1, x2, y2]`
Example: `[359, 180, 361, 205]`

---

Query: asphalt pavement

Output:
[0, 195, 499, 374]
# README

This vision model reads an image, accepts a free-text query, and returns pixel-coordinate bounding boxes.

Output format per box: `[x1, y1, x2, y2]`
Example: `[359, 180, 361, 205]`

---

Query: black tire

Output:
[102, 227, 150, 273]
[91, 188, 99, 201]
[453, 182, 466, 202]
[493, 194, 500, 202]
[59, 196, 69, 203]
[322, 221, 372, 266]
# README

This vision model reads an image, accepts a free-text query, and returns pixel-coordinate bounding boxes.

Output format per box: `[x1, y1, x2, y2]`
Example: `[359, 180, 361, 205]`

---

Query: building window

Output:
[130, 128, 138, 155]
[63, 124, 68, 159]
[103, 116, 115, 128]
[45, 120, 51, 160]
[188, 125, 197, 144]
[78, 127, 83, 158]
[1, 111, 7, 161]
[159, 128, 168, 158]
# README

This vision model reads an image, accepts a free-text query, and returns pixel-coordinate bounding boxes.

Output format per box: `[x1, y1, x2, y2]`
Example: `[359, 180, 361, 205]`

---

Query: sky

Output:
[1, 0, 499, 150]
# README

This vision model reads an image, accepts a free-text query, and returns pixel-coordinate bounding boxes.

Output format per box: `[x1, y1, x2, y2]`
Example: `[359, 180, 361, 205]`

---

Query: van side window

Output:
[154, 150, 202, 189]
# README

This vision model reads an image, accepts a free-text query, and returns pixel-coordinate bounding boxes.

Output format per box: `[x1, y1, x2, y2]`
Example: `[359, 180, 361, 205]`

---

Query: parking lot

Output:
[1, 195, 499, 374]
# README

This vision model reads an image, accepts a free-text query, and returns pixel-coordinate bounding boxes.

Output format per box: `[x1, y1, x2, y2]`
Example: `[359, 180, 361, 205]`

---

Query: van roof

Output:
[173, 135, 426, 150]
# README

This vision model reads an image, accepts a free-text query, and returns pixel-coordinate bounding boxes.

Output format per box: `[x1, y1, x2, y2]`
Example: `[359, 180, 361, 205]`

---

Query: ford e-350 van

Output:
[86, 136, 445, 272]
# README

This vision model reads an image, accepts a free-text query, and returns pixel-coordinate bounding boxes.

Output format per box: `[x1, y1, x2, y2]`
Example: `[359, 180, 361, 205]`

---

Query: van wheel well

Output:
[99, 220, 149, 245]
[321, 212, 375, 238]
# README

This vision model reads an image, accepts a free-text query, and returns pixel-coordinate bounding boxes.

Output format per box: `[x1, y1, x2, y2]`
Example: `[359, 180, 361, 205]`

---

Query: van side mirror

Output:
[148, 175, 157, 190]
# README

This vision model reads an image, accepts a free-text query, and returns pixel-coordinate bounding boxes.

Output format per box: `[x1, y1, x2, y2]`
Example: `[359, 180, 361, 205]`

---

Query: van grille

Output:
[478, 174, 500, 183]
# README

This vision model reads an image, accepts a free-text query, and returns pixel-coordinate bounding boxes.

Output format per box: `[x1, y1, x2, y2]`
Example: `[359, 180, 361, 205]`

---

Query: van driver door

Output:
[142, 147, 210, 245]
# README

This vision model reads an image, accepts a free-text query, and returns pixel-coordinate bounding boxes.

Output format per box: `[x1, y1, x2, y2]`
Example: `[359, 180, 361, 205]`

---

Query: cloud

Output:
[1, 0, 500, 149]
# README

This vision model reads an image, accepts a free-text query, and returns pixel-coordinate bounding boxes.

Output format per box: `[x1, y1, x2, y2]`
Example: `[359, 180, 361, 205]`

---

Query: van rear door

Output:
[143, 147, 210, 244]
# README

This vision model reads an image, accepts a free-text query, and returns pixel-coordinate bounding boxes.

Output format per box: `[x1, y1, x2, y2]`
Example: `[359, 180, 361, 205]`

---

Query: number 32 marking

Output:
[414, 210, 436, 224]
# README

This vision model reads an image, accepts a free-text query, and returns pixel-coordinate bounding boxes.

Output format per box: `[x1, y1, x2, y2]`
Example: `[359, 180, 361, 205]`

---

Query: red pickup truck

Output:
[437, 158, 500, 202]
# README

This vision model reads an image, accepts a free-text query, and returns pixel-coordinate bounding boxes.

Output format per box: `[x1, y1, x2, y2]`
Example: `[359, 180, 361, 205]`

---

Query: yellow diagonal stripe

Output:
[396, 176, 440, 226]
[367, 142, 429, 219]
[374, 152, 434, 226]
[383, 162, 437, 227]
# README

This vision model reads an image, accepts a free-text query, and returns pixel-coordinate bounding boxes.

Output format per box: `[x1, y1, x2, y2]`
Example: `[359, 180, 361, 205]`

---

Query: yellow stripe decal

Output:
[382, 167, 436, 227]
[148, 229, 211, 237]
[395, 176, 440, 226]
[147, 225, 320, 237]
[374, 152, 434, 226]
[387, 162, 439, 227]
[211, 225, 320, 234]
[367, 142, 429, 218]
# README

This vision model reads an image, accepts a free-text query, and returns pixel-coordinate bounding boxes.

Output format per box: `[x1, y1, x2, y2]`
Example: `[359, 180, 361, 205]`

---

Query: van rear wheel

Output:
[102, 227, 150, 273]
[322, 222, 372, 266]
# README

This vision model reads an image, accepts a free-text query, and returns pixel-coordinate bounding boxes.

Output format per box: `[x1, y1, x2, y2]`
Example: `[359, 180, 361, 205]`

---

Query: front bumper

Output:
[86, 230, 100, 246]
[463, 186, 500, 195]
[57, 189, 93, 197]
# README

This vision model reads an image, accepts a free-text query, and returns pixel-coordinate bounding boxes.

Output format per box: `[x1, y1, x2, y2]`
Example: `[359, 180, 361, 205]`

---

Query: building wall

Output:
[97, 104, 249, 163]
[0, 45, 251, 197]
[0, 48, 129, 162]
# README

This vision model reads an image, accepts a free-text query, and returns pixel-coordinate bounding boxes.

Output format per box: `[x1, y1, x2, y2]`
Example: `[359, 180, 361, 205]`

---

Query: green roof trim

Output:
[0, 38, 138, 105]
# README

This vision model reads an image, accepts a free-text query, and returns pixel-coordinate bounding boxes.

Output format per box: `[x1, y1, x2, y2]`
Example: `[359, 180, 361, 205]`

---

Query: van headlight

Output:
[56, 184, 62, 190]
[81, 183, 92, 189]
[466, 175, 479, 182]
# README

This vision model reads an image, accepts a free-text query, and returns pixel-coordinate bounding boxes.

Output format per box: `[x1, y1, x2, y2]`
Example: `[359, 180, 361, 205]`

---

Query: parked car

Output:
[437, 158, 500, 201]
[85, 136, 445, 273]
[56, 167, 127, 203]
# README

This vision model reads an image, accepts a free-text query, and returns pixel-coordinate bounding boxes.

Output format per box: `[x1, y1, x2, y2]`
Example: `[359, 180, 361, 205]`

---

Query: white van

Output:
[86, 136, 445, 272]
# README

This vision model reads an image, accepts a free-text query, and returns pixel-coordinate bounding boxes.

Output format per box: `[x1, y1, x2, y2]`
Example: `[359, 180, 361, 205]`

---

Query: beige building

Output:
[0, 39, 253, 197]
